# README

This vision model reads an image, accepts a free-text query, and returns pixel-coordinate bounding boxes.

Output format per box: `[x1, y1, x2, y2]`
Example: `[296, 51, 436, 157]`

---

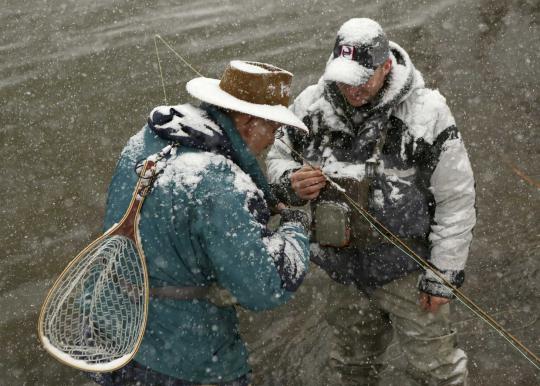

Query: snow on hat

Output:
[186, 61, 308, 133]
[323, 18, 390, 86]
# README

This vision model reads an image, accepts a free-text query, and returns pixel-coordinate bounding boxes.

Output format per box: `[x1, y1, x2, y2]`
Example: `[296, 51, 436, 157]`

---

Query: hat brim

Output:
[186, 77, 308, 133]
[323, 57, 374, 86]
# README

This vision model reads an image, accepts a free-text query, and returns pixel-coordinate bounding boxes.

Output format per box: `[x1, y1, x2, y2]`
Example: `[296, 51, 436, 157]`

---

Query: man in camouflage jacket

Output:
[267, 18, 475, 385]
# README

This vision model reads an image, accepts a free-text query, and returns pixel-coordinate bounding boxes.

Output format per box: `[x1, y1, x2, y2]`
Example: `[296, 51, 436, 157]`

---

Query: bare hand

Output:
[290, 166, 327, 200]
[270, 202, 287, 215]
[419, 292, 451, 313]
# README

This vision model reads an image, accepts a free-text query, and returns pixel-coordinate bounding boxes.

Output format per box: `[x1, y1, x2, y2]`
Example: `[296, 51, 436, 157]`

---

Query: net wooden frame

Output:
[38, 161, 153, 372]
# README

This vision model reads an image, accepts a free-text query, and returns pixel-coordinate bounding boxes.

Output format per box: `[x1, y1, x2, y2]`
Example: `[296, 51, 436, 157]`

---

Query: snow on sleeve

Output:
[322, 161, 366, 181]
[266, 135, 301, 183]
[404, 89, 456, 145]
[213, 158, 309, 292]
[266, 80, 325, 183]
[429, 136, 476, 272]
[121, 127, 146, 162]
[262, 223, 308, 292]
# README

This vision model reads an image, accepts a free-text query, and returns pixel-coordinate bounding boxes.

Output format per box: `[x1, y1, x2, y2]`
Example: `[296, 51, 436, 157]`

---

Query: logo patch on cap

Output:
[339, 45, 355, 60]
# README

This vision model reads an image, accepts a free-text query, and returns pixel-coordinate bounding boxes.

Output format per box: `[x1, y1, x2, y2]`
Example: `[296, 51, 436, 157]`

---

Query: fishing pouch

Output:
[312, 177, 381, 248]
[313, 201, 351, 247]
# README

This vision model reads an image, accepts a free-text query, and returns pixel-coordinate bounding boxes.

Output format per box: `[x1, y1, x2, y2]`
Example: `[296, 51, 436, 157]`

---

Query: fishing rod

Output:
[281, 141, 540, 371]
[152, 34, 540, 371]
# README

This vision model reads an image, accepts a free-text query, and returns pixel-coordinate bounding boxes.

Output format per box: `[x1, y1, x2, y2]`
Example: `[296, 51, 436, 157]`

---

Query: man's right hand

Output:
[290, 166, 327, 200]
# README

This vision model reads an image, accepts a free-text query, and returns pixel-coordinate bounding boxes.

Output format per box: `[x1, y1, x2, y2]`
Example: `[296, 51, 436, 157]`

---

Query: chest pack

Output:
[312, 176, 381, 248]
[311, 123, 387, 249]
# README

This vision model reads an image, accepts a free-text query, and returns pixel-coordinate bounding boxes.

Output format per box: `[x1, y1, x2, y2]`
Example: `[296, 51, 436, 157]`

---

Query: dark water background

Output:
[1, 0, 538, 384]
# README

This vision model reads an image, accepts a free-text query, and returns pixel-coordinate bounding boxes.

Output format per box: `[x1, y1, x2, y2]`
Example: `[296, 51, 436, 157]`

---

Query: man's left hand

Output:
[419, 292, 451, 313]
[275, 202, 287, 212]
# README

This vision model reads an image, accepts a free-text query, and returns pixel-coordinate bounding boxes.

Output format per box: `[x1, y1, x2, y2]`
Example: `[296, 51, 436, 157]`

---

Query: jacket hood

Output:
[147, 103, 234, 156]
[378, 41, 424, 108]
[147, 102, 278, 207]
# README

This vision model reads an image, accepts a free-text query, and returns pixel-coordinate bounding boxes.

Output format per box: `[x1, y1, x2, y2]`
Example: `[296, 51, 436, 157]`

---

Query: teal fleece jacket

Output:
[103, 103, 309, 383]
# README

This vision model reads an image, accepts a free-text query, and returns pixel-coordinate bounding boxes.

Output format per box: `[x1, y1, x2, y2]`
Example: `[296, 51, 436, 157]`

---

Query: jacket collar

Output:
[200, 103, 277, 207]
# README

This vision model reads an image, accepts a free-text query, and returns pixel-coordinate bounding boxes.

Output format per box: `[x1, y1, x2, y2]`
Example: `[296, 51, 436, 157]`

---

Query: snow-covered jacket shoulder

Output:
[155, 146, 309, 302]
[393, 87, 456, 145]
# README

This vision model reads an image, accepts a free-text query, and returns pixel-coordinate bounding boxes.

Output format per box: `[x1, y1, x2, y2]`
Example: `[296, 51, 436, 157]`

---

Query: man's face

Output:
[243, 118, 282, 155]
[336, 59, 391, 107]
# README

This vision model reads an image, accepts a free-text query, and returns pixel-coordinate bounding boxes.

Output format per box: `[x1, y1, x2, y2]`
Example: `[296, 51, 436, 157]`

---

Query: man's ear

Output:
[230, 111, 252, 134]
[237, 113, 252, 126]
[382, 58, 392, 75]
[234, 112, 254, 129]
[243, 116, 259, 134]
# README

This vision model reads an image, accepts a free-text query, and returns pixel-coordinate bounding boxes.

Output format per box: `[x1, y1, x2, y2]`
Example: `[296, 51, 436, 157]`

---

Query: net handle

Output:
[111, 159, 156, 240]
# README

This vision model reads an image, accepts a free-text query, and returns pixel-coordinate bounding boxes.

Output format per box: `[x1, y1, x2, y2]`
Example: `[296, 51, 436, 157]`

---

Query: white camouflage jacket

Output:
[267, 42, 476, 297]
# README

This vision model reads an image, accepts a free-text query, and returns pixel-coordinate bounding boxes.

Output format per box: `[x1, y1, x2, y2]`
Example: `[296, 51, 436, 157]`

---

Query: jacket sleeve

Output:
[266, 126, 307, 206]
[267, 126, 302, 185]
[194, 169, 310, 311]
[267, 87, 320, 206]
[419, 106, 476, 298]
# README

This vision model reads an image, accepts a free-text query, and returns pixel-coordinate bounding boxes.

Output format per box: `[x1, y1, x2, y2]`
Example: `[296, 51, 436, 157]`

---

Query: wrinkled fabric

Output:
[322, 274, 468, 386]
[104, 103, 309, 383]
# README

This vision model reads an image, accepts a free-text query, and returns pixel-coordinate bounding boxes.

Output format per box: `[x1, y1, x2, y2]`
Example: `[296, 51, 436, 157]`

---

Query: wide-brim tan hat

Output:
[186, 60, 308, 133]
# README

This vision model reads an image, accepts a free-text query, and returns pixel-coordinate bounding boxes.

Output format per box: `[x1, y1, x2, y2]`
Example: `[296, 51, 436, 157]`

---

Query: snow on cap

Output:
[323, 18, 390, 86]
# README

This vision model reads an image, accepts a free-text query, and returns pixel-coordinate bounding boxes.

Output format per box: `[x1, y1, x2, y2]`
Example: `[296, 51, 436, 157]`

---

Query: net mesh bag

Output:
[39, 233, 147, 371]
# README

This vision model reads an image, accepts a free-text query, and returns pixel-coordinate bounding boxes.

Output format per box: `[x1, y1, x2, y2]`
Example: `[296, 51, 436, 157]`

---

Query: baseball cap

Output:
[323, 18, 390, 86]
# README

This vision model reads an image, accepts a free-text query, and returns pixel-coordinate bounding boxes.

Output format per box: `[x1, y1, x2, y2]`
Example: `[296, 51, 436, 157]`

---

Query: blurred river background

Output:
[1, 0, 539, 384]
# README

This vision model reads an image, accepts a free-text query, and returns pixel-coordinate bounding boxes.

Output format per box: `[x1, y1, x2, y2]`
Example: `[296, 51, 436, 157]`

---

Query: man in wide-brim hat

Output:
[90, 61, 311, 385]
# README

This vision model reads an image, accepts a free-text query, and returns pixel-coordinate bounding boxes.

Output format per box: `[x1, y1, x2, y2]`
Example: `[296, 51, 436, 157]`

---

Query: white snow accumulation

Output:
[231, 60, 272, 74]
[337, 18, 384, 45]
